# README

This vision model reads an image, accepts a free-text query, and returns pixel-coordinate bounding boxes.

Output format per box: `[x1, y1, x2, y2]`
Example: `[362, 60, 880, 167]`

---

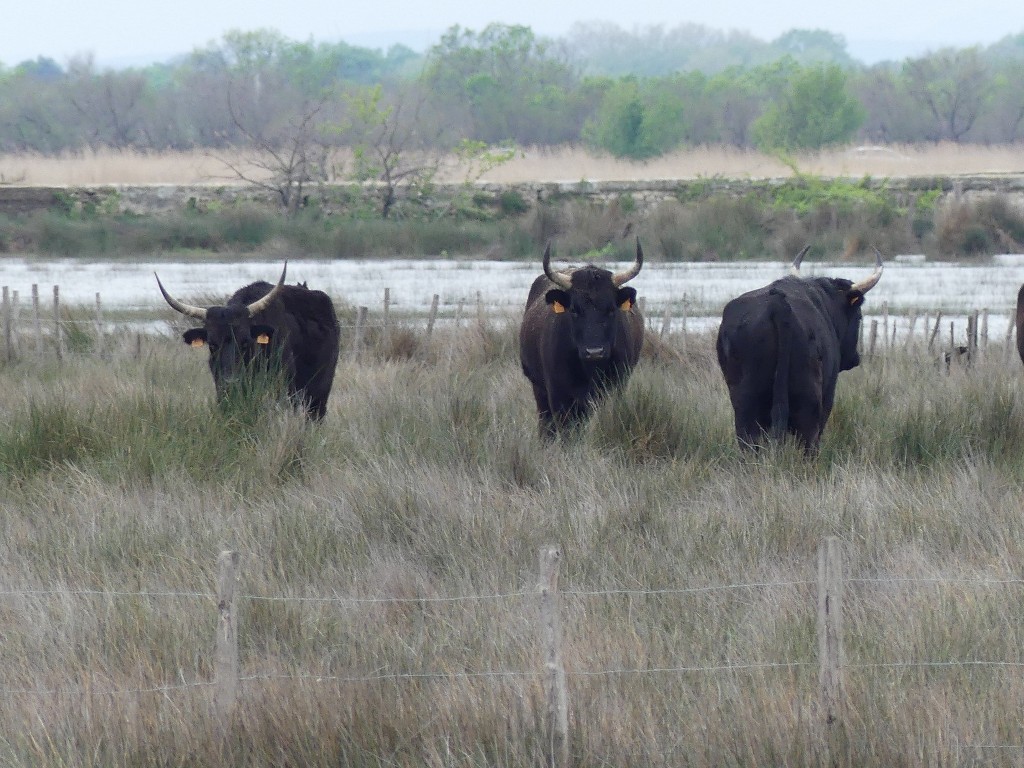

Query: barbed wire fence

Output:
[3, 538, 1024, 765]
[2, 284, 1017, 372]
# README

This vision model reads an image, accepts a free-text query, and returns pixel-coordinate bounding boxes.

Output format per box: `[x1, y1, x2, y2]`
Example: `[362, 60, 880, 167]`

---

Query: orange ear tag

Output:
[552, 301, 566, 314]
[849, 295, 863, 307]
[256, 333, 270, 345]
[620, 299, 633, 311]
[190, 338, 206, 348]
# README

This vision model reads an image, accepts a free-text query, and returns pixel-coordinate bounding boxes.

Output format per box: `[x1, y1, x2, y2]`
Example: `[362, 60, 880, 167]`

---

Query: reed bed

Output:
[2, 142, 1024, 187]
[2, 320, 1024, 766]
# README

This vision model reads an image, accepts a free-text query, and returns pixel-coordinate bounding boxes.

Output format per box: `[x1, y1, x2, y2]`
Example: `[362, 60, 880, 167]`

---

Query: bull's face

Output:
[182, 306, 276, 397]
[155, 263, 288, 402]
[546, 279, 637, 363]
[541, 240, 643, 364]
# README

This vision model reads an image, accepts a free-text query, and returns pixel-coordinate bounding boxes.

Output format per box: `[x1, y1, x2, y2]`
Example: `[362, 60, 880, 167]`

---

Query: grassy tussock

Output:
[3, 322, 1024, 765]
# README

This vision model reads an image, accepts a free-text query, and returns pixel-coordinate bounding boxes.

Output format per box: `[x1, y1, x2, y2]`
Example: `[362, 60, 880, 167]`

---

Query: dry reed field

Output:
[2, 142, 1024, 186]
[3, 310, 1024, 766]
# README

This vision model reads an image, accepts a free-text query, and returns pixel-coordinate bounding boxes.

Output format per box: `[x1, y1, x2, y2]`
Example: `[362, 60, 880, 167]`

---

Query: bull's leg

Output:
[729, 388, 772, 450]
[791, 357, 825, 455]
[307, 396, 328, 421]
[529, 380, 557, 439]
[547, 386, 591, 437]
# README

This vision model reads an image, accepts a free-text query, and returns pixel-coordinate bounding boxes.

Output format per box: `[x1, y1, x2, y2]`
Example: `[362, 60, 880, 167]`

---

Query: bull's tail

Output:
[768, 289, 792, 441]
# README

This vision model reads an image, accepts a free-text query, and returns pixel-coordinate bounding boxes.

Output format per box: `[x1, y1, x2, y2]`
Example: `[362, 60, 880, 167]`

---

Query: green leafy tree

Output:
[752, 62, 865, 151]
[771, 29, 855, 66]
[584, 77, 690, 158]
[421, 24, 581, 145]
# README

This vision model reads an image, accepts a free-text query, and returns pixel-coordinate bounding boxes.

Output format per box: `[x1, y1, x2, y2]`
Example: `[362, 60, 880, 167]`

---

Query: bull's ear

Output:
[847, 290, 865, 307]
[617, 287, 638, 311]
[182, 328, 207, 348]
[545, 289, 570, 314]
[251, 324, 275, 345]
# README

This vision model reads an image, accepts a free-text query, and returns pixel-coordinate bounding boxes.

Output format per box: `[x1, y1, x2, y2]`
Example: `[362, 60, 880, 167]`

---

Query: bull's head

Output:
[155, 263, 287, 397]
[792, 246, 884, 370]
[543, 240, 643, 363]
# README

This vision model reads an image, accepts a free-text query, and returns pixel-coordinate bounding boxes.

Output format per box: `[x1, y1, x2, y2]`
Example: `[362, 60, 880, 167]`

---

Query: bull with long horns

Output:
[519, 241, 645, 438]
[716, 247, 884, 454]
[155, 263, 341, 420]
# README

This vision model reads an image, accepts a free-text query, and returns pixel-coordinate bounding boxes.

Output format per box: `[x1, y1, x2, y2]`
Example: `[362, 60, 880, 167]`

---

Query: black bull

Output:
[155, 263, 341, 420]
[715, 248, 884, 453]
[519, 241, 644, 437]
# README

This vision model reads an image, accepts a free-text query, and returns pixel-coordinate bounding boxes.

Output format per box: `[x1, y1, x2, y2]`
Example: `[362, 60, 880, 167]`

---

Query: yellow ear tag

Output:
[190, 338, 206, 348]
[849, 294, 863, 307]
[552, 301, 566, 314]
[256, 333, 270, 345]
[620, 298, 633, 311]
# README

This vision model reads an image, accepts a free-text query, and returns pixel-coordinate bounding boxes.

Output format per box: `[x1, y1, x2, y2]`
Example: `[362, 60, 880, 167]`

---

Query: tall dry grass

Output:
[2, 142, 1024, 186]
[3, 317, 1024, 766]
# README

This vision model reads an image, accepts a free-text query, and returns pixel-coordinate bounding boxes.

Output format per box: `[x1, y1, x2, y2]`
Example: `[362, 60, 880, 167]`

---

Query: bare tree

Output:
[216, 83, 332, 216]
[902, 48, 989, 142]
[64, 55, 148, 149]
[346, 85, 443, 219]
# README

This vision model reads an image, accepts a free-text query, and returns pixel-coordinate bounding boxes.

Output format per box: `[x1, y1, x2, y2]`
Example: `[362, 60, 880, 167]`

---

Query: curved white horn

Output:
[789, 245, 811, 276]
[851, 248, 884, 294]
[246, 262, 288, 317]
[155, 273, 207, 319]
[542, 244, 572, 289]
[612, 238, 644, 286]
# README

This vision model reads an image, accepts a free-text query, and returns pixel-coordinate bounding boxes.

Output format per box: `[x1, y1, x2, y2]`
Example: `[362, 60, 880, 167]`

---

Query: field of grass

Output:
[3, 313, 1024, 766]
[2, 142, 1023, 186]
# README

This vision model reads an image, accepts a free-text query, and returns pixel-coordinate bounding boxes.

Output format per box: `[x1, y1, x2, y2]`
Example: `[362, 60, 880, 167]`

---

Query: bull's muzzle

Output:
[582, 346, 610, 362]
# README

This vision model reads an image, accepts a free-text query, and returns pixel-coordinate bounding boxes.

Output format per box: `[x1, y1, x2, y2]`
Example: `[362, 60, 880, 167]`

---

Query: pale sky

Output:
[2, 0, 1022, 68]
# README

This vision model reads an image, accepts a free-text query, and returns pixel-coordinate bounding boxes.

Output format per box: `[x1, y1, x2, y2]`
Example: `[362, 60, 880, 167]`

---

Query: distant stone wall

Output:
[3, 176, 1024, 217]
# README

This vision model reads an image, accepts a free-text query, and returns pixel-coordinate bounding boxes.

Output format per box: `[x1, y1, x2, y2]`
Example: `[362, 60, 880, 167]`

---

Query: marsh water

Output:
[4, 254, 1024, 338]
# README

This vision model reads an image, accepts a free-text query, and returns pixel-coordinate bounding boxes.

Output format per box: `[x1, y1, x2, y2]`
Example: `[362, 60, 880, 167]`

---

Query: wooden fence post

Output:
[94, 292, 105, 360]
[475, 290, 486, 333]
[903, 314, 917, 350]
[818, 536, 846, 764]
[2, 286, 11, 363]
[383, 288, 391, 349]
[425, 294, 440, 339]
[11, 290, 20, 359]
[31, 284, 42, 356]
[966, 313, 977, 368]
[53, 285, 64, 360]
[928, 311, 942, 352]
[539, 545, 569, 768]
[215, 550, 240, 721]
[351, 306, 367, 360]
[868, 320, 878, 359]
[680, 298, 688, 356]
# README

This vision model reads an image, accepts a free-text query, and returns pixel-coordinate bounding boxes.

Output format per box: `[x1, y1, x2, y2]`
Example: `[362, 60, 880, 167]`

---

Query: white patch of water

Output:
[3, 255, 1024, 341]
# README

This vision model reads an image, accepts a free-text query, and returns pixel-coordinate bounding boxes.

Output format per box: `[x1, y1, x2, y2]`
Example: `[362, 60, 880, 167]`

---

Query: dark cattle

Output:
[155, 263, 340, 420]
[519, 241, 644, 438]
[715, 248, 884, 454]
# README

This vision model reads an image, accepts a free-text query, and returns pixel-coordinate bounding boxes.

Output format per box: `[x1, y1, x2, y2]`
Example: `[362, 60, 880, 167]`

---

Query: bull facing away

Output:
[519, 241, 644, 438]
[715, 247, 883, 454]
[155, 263, 341, 421]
